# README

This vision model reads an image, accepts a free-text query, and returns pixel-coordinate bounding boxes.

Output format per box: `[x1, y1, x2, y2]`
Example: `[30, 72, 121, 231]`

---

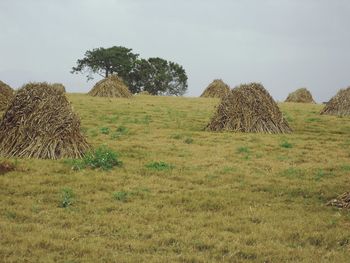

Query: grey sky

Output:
[1, 0, 349, 102]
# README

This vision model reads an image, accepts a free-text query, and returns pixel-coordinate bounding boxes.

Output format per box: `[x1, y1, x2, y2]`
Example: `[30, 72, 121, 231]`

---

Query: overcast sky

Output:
[1, 0, 349, 102]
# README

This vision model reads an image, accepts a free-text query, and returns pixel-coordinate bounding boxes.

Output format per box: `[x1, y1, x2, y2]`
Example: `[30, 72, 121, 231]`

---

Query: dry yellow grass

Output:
[1, 96, 350, 262]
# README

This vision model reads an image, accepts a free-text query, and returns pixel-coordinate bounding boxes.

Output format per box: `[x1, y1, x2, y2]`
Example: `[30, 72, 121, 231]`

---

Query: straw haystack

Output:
[320, 87, 350, 116]
[327, 192, 350, 209]
[207, 83, 292, 133]
[200, 79, 230, 99]
[285, 88, 315, 103]
[0, 81, 14, 111]
[88, 75, 132, 98]
[0, 82, 90, 159]
[51, 83, 66, 93]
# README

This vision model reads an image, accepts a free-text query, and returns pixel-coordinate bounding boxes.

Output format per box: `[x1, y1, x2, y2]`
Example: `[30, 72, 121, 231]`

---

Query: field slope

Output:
[1, 94, 350, 262]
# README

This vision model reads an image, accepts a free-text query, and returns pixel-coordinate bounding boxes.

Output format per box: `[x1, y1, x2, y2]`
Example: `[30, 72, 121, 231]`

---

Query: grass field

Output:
[1, 94, 350, 262]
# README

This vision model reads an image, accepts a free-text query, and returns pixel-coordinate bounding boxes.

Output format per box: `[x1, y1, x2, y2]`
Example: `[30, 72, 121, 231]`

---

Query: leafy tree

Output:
[71, 46, 138, 81]
[72, 46, 188, 95]
[131, 57, 188, 96]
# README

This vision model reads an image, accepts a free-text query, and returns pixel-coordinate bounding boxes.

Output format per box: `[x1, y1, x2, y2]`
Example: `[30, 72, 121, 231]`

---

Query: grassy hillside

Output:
[1, 94, 350, 262]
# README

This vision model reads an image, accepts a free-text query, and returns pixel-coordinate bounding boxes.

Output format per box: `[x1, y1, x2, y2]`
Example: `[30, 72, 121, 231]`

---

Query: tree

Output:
[71, 46, 138, 81]
[72, 46, 188, 95]
[131, 57, 188, 96]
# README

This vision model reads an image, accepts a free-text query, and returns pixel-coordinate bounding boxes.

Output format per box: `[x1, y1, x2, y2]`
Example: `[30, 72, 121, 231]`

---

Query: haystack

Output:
[207, 83, 292, 133]
[285, 88, 315, 103]
[327, 192, 350, 209]
[88, 75, 132, 98]
[51, 83, 66, 93]
[0, 82, 90, 159]
[320, 87, 350, 116]
[0, 81, 14, 111]
[200, 79, 230, 99]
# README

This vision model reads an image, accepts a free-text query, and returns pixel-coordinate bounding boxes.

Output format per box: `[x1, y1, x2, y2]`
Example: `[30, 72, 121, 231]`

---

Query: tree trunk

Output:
[105, 70, 109, 78]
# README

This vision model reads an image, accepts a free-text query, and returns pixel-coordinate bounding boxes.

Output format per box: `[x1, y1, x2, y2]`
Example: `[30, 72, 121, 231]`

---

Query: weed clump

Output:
[72, 145, 122, 170]
[59, 188, 75, 208]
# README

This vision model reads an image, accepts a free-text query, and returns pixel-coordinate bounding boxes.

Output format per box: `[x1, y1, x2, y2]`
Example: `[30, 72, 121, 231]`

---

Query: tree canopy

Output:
[71, 46, 138, 81]
[72, 46, 188, 96]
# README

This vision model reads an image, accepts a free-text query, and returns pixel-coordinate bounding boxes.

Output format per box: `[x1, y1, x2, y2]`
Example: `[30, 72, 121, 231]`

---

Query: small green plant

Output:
[5, 211, 17, 220]
[113, 191, 128, 202]
[170, 134, 182, 140]
[100, 127, 110, 135]
[116, 126, 128, 134]
[146, 161, 174, 171]
[111, 126, 129, 139]
[237, 147, 250, 154]
[60, 188, 74, 208]
[280, 141, 293, 149]
[71, 146, 122, 170]
[184, 137, 193, 144]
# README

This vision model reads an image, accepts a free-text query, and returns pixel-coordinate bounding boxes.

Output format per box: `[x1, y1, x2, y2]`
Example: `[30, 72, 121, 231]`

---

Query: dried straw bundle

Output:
[320, 87, 350, 116]
[327, 192, 350, 209]
[207, 83, 292, 133]
[88, 75, 132, 98]
[0, 80, 14, 111]
[200, 79, 230, 99]
[51, 83, 66, 93]
[285, 88, 315, 103]
[0, 82, 90, 159]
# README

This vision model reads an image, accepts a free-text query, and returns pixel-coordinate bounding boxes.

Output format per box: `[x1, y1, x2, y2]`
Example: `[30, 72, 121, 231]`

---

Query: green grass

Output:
[145, 161, 174, 171]
[1, 95, 350, 262]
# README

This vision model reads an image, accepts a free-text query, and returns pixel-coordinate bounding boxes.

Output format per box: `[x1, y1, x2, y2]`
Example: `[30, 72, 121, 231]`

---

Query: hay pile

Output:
[285, 88, 315, 103]
[0, 82, 90, 159]
[207, 83, 292, 133]
[327, 192, 350, 209]
[88, 75, 132, 98]
[0, 80, 14, 111]
[320, 87, 350, 116]
[51, 83, 66, 93]
[200, 79, 230, 98]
